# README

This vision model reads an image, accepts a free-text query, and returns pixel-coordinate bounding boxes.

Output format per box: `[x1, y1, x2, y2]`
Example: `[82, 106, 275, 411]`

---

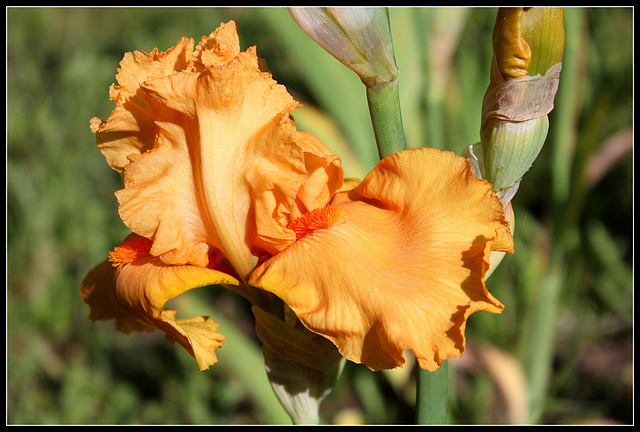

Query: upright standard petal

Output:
[80, 234, 239, 371]
[250, 148, 514, 372]
[91, 36, 198, 175]
[91, 22, 343, 284]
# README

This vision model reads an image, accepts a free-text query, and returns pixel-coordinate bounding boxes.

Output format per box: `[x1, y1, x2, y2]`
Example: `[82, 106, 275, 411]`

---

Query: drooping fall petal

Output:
[250, 147, 514, 372]
[80, 234, 239, 371]
[91, 21, 343, 285]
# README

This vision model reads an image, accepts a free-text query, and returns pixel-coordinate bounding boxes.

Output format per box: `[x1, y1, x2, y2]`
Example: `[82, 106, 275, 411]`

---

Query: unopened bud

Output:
[290, 7, 399, 88]
[480, 7, 564, 199]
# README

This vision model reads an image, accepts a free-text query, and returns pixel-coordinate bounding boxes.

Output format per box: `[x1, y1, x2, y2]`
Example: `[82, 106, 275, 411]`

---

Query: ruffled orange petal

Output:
[293, 132, 345, 216]
[92, 36, 197, 175]
[92, 21, 343, 284]
[248, 127, 344, 256]
[92, 23, 242, 175]
[250, 147, 514, 372]
[80, 235, 240, 371]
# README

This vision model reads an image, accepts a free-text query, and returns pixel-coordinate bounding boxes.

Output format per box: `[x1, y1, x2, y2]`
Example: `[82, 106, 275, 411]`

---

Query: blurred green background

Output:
[7, 7, 632, 425]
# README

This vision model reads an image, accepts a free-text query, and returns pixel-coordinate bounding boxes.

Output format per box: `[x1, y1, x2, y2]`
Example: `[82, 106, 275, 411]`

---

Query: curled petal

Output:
[92, 36, 197, 175]
[249, 127, 344, 256]
[294, 131, 344, 214]
[193, 21, 241, 69]
[492, 7, 531, 80]
[116, 45, 302, 278]
[93, 22, 242, 175]
[250, 148, 514, 371]
[92, 21, 343, 283]
[80, 235, 240, 371]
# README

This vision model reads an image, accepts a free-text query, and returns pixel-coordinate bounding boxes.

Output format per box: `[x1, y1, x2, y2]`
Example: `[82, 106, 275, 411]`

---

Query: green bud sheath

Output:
[480, 7, 564, 195]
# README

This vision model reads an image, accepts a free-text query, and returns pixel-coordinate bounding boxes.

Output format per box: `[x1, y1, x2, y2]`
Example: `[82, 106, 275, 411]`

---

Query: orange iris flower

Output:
[81, 21, 514, 373]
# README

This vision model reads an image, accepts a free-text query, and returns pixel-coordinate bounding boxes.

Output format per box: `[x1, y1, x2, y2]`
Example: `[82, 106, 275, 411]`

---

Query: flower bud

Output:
[479, 7, 564, 199]
[289, 7, 399, 88]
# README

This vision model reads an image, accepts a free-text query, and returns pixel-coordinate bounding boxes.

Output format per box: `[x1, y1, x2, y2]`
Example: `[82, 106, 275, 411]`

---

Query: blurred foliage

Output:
[7, 7, 632, 425]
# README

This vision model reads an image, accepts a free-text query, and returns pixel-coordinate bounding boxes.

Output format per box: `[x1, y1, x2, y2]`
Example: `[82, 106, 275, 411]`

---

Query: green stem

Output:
[416, 361, 449, 424]
[366, 79, 407, 159]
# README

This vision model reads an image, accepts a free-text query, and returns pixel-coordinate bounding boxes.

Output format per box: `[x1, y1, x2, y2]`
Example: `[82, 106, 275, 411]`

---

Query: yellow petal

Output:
[250, 148, 514, 371]
[492, 7, 532, 80]
[80, 235, 239, 371]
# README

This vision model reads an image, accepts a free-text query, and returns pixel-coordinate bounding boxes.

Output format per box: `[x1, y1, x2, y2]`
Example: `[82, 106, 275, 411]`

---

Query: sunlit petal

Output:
[92, 22, 343, 284]
[80, 235, 239, 371]
[251, 148, 514, 371]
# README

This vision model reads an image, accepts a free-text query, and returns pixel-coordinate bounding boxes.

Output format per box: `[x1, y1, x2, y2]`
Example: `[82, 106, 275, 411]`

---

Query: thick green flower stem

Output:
[366, 79, 407, 159]
[416, 361, 449, 424]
